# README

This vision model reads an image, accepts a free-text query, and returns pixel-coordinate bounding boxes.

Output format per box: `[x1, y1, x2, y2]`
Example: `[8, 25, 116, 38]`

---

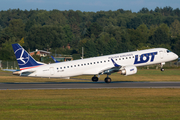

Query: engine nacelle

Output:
[121, 66, 137, 76]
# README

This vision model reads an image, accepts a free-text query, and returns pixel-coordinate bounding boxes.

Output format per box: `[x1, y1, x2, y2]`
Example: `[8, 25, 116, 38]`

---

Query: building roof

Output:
[30, 50, 51, 54]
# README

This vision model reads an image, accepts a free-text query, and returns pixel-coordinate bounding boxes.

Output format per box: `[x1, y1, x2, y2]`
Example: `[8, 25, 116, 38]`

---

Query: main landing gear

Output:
[104, 74, 111, 83]
[91, 75, 112, 83]
[92, 75, 98, 82]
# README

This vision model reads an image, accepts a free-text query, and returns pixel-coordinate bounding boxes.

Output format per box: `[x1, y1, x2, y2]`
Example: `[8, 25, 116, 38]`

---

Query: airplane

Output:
[12, 43, 178, 83]
[51, 56, 60, 63]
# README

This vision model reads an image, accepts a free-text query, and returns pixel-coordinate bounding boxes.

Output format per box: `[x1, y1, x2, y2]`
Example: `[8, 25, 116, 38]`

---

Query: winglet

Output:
[51, 56, 60, 63]
[12, 43, 44, 70]
[111, 58, 121, 67]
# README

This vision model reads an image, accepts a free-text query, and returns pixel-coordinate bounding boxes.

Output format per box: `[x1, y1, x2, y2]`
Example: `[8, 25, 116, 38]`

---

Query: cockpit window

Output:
[167, 50, 171, 53]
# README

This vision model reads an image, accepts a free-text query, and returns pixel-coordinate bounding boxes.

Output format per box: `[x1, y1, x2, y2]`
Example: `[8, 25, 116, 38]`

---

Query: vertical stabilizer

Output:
[51, 56, 60, 63]
[12, 43, 44, 70]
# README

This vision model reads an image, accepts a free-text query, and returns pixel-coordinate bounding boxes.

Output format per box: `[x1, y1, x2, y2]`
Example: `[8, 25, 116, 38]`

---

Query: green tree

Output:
[87, 22, 103, 38]
[138, 8, 149, 13]
[84, 40, 97, 57]
[8, 19, 25, 39]
[0, 37, 16, 60]
[150, 23, 170, 46]
[136, 23, 148, 44]
[172, 36, 180, 56]
[127, 17, 143, 29]
[170, 19, 180, 37]
[128, 29, 143, 48]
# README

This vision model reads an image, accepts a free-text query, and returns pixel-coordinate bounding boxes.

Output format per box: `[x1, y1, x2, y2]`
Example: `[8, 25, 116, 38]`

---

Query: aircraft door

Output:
[50, 67, 54, 75]
[159, 51, 164, 59]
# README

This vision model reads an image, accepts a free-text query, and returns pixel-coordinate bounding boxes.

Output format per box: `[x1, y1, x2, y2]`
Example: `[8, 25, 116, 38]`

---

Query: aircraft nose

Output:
[174, 53, 179, 59]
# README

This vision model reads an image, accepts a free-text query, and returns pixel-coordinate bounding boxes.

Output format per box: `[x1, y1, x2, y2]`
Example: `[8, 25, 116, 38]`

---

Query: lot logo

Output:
[15, 48, 29, 65]
[134, 52, 157, 64]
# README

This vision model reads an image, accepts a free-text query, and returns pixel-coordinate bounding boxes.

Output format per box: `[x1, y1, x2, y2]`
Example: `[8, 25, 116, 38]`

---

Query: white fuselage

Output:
[20, 48, 178, 78]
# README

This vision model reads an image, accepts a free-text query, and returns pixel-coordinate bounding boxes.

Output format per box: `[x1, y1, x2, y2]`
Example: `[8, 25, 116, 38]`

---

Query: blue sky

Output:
[0, 0, 180, 12]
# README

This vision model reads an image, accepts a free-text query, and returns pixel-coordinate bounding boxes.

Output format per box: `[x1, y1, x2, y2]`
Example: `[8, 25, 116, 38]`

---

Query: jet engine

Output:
[121, 66, 137, 76]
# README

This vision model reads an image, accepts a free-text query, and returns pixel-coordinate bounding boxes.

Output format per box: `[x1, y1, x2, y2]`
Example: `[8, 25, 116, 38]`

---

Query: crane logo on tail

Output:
[15, 48, 29, 65]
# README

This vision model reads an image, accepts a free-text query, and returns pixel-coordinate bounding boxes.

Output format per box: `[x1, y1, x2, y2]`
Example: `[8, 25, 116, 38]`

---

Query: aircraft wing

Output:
[99, 65, 122, 75]
[95, 58, 121, 75]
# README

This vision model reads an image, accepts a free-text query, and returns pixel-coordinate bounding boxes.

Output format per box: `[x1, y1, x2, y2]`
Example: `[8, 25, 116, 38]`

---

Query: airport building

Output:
[30, 49, 51, 57]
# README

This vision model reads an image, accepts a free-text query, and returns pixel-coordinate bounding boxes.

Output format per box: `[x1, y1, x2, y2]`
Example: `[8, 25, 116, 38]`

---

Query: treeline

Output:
[0, 6, 180, 60]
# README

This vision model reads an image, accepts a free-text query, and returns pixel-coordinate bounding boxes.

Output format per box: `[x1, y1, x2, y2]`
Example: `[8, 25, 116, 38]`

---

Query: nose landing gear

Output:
[161, 68, 165, 71]
[160, 63, 165, 72]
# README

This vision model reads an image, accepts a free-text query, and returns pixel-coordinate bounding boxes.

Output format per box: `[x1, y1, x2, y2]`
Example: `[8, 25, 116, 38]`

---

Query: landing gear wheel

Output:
[92, 76, 98, 82]
[104, 77, 111, 83]
[161, 68, 165, 72]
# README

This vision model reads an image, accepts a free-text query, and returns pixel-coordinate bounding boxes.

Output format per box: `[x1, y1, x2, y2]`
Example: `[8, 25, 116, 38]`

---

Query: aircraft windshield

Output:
[167, 50, 171, 53]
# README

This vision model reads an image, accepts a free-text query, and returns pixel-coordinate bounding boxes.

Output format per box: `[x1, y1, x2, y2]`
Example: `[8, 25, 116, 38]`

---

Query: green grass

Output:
[0, 89, 180, 120]
[0, 69, 180, 119]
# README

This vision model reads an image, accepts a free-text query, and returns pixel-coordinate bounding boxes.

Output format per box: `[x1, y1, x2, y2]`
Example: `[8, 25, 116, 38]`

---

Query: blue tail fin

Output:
[51, 56, 60, 63]
[12, 43, 43, 70]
